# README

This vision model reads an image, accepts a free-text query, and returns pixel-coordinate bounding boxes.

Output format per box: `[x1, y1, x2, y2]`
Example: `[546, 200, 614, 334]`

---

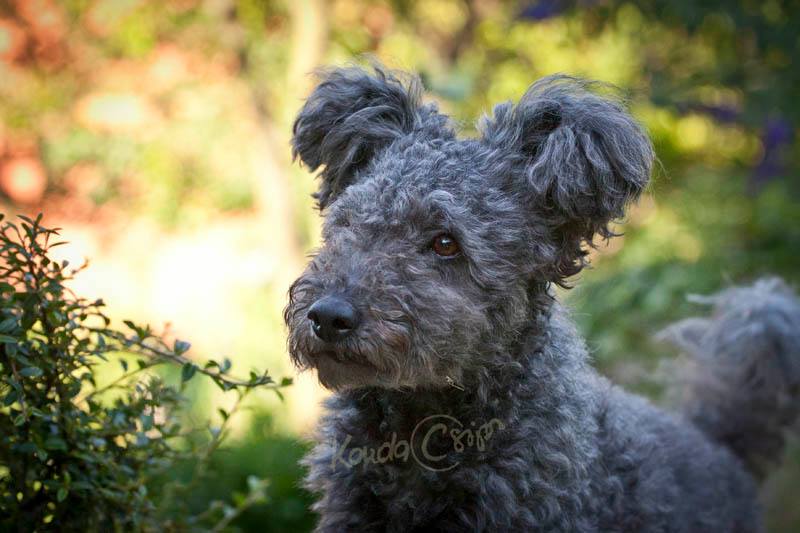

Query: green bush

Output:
[0, 214, 289, 531]
[181, 413, 315, 533]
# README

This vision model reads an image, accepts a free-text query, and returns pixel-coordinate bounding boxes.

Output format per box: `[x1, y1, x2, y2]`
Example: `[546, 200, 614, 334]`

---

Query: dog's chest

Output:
[318, 401, 543, 530]
[331, 430, 524, 530]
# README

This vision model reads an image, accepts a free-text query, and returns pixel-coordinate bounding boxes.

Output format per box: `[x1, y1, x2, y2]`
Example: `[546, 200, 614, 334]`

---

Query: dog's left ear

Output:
[293, 65, 450, 209]
[479, 75, 654, 280]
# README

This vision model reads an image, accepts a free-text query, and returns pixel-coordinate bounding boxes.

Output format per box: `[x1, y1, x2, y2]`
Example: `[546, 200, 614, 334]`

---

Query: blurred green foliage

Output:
[0, 214, 287, 530]
[179, 413, 315, 533]
[0, 0, 797, 531]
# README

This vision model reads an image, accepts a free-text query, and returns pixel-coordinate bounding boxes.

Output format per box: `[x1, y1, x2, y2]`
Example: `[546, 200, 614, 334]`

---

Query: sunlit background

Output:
[1, 0, 797, 530]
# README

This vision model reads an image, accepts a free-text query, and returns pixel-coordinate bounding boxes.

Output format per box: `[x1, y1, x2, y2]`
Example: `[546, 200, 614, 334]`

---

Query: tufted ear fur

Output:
[292, 65, 436, 209]
[479, 75, 654, 281]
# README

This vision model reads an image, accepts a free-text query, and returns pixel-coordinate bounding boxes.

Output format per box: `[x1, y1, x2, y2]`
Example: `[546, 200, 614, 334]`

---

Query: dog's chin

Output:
[308, 352, 384, 391]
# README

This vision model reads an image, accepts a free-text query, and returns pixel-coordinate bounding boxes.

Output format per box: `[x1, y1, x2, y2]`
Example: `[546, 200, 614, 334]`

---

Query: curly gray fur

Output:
[286, 64, 798, 532]
[659, 277, 800, 481]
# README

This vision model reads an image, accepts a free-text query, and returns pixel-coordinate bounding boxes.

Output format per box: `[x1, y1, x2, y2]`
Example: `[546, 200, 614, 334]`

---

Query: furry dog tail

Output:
[659, 277, 800, 480]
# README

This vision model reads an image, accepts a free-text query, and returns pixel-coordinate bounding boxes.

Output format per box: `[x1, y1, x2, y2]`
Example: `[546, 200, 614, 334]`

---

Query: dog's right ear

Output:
[478, 75, 654, 282]
[292, 66, 431, 209]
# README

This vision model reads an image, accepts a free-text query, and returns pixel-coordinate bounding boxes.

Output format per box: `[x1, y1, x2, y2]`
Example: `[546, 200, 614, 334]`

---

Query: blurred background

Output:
[0, 0, 797, 530]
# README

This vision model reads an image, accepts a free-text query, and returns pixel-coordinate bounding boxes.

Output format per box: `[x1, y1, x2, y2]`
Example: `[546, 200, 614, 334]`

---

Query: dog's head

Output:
[286, 65, 653, 390]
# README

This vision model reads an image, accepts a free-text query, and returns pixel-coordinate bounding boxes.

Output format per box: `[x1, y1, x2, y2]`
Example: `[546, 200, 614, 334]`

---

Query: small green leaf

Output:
[181, 363, 197, 383]
[174, 340, 191, 354]
[44, 437, 68, 451]
[0, 317, 17, 333]
[140, 414, 154, 430]
[19, 366, 43, 378]
[14, 353, 32, 366]
[57, 487, 68, 502]
[217, 408, 229, 421]
[0, 334, 17, 344]
[3, 391, 18, 406]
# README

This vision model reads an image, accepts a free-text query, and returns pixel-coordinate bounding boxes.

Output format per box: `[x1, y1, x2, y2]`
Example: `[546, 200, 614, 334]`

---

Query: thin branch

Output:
[88, 328, 280, 389]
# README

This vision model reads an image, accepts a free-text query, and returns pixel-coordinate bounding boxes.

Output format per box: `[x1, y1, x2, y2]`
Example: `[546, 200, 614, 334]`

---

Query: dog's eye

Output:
[431, 234, 460, 257]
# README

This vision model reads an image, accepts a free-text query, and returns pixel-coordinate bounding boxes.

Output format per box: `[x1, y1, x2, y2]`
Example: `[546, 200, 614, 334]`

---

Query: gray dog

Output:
[285, 64, 800, 532]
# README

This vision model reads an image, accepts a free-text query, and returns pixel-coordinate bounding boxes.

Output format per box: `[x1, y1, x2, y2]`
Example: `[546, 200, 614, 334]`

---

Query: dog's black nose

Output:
[307, 297, 359, 342]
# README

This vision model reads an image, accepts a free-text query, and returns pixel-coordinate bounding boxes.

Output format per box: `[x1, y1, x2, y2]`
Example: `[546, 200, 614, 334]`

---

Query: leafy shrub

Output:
[0, 214, 289, 531]
[179, 412, 315, 533]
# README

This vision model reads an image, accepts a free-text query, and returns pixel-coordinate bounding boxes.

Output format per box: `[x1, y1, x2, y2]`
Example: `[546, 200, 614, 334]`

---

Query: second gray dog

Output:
[285, 65, 800, 532]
